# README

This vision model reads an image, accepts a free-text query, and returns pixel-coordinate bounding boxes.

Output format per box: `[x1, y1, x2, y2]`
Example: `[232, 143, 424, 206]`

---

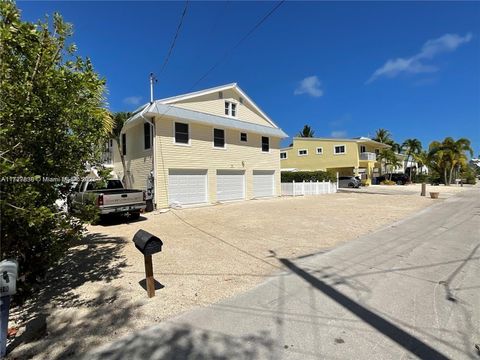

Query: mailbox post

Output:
[133, 230, 163, 298]
[0, 260, 18, 358]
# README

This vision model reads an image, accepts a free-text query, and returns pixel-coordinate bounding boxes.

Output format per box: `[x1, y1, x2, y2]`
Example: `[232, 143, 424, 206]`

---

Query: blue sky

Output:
[19, 1, 480, 155]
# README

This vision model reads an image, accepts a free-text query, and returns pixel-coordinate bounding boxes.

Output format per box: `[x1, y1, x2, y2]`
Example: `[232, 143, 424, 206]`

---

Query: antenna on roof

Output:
[149, 73, 157, 104]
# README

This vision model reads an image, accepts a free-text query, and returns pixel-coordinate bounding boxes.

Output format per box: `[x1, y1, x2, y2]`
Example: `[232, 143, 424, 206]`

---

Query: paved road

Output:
[86, 190, 480, 360]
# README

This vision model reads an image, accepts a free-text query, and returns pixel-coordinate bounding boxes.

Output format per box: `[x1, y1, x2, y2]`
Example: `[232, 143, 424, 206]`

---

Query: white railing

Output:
[359, 152, 377, 161]
[281, 180, 337, 196]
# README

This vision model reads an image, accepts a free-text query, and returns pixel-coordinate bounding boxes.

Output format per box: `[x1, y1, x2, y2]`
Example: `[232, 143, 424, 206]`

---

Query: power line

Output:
[158, 0, 189, 77]
[152, 0, 285, 201]
[190, 0, 285, 90]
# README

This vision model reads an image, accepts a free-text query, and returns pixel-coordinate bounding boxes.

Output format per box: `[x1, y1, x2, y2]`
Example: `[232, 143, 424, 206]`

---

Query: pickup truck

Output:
[68, 179, 146, 219]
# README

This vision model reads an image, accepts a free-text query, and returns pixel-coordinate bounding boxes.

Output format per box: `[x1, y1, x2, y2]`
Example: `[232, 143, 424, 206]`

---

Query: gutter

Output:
[138, 104, 157, 209]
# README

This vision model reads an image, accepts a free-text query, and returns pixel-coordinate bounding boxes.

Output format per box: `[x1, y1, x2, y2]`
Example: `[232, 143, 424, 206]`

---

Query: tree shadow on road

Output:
[83, 323, 274, 360]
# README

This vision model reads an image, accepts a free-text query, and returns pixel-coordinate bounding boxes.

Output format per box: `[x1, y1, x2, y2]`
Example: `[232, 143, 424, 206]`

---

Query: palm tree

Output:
[378, 148, 402, 179]
[413, 150, 429, 175]
[111, 112, 132, 188]
[373, 128, 393, 145]
[298, 125, 315, 138]
[401, 138, 422, 181]
[428, 137, 473, 185]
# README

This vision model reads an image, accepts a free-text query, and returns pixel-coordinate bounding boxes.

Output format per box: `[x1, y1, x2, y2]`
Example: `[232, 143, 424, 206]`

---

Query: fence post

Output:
[293, 180, 295, 197]
[302, 180, 305, 195]
[336, 172, 339, 190]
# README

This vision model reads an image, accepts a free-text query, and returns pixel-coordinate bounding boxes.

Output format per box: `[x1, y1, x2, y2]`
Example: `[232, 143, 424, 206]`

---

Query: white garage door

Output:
[217, 170, 245, 201]
[168, 169, 207, 205]
[253, 170, 275, 198]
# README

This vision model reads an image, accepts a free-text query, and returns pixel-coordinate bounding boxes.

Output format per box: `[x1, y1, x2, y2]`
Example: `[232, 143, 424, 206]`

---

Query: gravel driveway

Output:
[9, 186, 470, 359]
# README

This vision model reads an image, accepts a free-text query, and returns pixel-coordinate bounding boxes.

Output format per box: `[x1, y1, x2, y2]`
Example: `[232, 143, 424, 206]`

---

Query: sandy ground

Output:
[8, 184, 473, 359]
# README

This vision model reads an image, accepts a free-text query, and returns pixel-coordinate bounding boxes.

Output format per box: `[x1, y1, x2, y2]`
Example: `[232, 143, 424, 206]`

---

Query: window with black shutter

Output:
[122, 133, 126, 155]
[262, 136, 269, 152]
[214, 128, 225, 148]
[175, 122, 189, 144]
[144, 123, 151, 149]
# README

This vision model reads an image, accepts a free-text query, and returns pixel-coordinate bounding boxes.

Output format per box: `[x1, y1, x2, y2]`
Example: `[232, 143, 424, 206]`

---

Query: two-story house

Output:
[110, 83, 288, 208]
[280, 137, 390, 183]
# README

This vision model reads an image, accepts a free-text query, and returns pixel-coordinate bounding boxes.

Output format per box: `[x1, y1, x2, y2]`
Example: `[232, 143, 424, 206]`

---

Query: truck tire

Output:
[129, 211, 140, 220]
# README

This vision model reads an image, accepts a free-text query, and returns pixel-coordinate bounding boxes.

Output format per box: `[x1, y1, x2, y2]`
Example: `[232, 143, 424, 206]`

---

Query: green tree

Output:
[111, 112, 131, 188]
[373, 128, 393, 145]
[401, 138, 422, 181]
[377, 149, 402, 178]
[428, 137, 473, 185]
[413, 150, 429, 175]
[298, 125, 315, 138]
[0, 2, 111, 296]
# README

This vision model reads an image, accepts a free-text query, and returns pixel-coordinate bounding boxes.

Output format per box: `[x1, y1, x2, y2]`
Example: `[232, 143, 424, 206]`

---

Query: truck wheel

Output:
[129, 211, 140, 220]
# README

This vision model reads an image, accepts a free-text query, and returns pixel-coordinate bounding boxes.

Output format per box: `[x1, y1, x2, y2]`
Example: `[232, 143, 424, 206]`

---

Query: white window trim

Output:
[212, 127, 227, 150]
[280, 152, 288, 160]
[261, 136, 270, 153]
[173, 121, 191, 147]
[316, 147, 323, 155]
[224, 100, 238, 118]
[334, 144, 347, 155]
[298, 149, 308, 156]
[144, 122, 153, 151]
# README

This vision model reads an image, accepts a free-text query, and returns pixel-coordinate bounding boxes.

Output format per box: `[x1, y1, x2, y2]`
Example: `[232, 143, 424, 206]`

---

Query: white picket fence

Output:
[281, 180, 337, 196]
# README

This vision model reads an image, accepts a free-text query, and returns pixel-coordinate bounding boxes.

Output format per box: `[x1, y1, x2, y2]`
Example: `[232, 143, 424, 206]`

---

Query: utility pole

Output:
[149, 73, 157, 103]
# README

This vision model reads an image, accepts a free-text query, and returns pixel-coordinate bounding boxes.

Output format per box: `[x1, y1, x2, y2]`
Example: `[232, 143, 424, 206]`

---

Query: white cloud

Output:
[294, 76, 324, 97]
[331, 130, 347, 138]
[123, 96, 142, 106]
[367, 33, 472, 83]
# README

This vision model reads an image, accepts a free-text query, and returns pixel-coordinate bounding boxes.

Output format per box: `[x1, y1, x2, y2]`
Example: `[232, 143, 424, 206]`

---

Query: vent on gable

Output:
[239, 97, 244, 104]
[218, 91, 223, 99]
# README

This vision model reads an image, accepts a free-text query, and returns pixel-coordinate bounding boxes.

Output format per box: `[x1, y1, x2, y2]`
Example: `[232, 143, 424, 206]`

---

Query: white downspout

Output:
[139, 104, 157, 210]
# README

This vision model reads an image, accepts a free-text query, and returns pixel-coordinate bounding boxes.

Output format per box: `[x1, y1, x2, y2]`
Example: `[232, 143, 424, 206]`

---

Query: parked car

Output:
[68, 179, 146, 219]
[338, 176, 361, 188]
[377, 173, 409, 185]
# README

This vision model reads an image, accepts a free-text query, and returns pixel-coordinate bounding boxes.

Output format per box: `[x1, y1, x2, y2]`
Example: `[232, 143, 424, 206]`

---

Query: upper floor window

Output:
[121, 133, 126, 155]
[375, 149, 380, 155]
[175, 122, 189, 144]
[298, 149, 308, 156]
[240, 132, 247, 142]
[280, 152, 287, 159]
[225, 101, 237, 117]
[262, 136, 269, 152]
[213, 128, 225, 148]
[334, 145, 346, 154]
[144, 122, 152, 150]
[360, 145, 366, 153]
[316, 147, 323, 155]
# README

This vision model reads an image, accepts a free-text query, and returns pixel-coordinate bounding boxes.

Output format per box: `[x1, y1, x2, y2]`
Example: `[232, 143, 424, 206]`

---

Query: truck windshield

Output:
[86, 180, 124, 191]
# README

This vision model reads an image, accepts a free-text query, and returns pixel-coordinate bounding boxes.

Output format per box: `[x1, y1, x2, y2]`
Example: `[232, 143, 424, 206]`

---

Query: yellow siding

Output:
[154, 117, 281, 208]
[281, 139, 360, 171]
[168, 89, 274, 128]
[112, 123, 153, 191]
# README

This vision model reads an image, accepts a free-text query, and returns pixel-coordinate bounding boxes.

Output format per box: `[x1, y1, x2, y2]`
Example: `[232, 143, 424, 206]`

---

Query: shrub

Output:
[413, 174, 430, 183]
[281, 171, 336, 183]
[380, 180, 396, 185]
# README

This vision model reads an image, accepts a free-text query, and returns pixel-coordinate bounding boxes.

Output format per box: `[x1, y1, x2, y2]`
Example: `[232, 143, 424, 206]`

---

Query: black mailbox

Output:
[133, 229, 163, 256]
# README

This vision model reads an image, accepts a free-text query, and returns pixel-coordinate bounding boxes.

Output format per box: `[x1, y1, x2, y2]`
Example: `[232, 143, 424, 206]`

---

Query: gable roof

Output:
[157, 83, 279, 128]
[123, 101, 288, 138]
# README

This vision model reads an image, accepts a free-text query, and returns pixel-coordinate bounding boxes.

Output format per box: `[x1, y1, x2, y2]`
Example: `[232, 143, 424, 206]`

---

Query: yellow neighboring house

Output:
[280, 137, 390, 184]
[109, 83, 288, 208]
